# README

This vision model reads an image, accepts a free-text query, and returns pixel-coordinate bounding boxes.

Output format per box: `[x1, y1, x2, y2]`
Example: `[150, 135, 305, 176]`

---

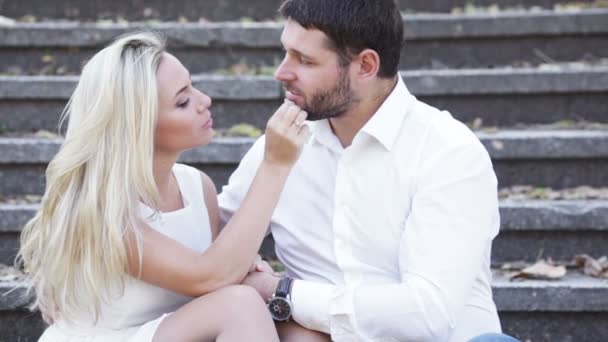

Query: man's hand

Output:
[242, 270, 281, 301]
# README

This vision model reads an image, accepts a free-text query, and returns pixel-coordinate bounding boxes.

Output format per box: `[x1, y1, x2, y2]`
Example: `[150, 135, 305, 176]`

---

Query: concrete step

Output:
[1, 271, 607, 341]
[0, 10, 607, 74]
[493, 271, 608, 342]
[495, 199, 608, 265]
[1, 67, 607, 133]
[1, 130, 607, 195]
[1, 130, 607, 196]
[1, 199, 607, 266]
[0, 0, 600, 21]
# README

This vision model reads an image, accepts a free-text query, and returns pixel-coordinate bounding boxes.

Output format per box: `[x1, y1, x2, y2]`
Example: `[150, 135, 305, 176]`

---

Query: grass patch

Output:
[215, 62, 279, 76]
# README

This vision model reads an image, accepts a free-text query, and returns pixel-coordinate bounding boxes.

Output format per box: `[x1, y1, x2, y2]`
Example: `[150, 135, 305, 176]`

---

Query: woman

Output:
[18, 31, 309, 341]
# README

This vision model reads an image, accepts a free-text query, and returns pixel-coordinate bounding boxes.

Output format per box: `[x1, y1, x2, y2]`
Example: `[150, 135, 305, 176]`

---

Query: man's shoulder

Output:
[401, 100, 479, 148]
[236, 135, 267, 165]
[393, 100, 488, 172]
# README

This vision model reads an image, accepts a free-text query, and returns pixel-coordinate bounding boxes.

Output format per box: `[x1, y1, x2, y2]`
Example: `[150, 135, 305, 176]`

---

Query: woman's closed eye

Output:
[177, 98, 190, 108]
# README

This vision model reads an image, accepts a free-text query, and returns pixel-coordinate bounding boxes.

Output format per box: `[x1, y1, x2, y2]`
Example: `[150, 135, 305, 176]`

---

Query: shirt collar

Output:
[307, 119, 344, 154]
[307, 74, 415, 152]
[360, 75, 415, 151]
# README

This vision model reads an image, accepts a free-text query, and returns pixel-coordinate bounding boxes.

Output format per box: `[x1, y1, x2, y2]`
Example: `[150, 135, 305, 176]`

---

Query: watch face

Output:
[268, 297, 292, 321]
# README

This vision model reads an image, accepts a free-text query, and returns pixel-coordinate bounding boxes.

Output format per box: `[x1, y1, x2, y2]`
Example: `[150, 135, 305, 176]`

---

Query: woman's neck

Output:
[153, 152, 182, 211]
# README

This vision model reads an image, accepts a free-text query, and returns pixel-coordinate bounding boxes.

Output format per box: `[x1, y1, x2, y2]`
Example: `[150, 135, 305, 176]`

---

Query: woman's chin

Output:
[198, 130, 215, 146]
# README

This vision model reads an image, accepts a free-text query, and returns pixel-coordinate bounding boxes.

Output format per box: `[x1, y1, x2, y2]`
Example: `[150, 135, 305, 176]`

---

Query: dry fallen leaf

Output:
[491, 140, 504, 150]
[472, 117, 483, 130]
[511, 260, 567, 280]
[574, 254, 608, 278]
[499, 185, 608, 201]
[500, 261, 529, 271]
[33, 130, 61, 139]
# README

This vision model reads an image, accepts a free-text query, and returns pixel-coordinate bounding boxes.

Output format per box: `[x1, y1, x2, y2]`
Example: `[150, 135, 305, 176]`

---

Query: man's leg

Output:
[276, 321, 331, 342]
[468, 333, 521, 342]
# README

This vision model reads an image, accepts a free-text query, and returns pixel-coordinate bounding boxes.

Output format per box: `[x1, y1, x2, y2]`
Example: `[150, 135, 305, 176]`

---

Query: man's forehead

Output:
[281, 18, 332, 51]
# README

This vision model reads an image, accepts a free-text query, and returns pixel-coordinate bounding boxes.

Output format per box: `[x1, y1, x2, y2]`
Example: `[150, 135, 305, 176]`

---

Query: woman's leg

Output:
[153, 285, 279, 342]
[276, 320, 331, 342]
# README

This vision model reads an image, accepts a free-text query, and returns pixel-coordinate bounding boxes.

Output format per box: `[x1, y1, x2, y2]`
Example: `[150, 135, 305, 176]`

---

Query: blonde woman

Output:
[18, 31, 309, 341]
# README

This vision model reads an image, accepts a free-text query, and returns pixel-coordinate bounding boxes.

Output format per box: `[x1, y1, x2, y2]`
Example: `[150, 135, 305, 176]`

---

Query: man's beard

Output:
[297, 68, 356, 121]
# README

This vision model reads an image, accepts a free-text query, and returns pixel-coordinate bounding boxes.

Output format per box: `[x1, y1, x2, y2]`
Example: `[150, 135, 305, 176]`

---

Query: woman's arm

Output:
[126, 102, 308, 297]
[201, 172, 220, 241]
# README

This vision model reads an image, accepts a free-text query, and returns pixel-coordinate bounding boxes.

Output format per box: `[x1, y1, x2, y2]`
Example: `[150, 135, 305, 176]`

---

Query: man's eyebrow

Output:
[287, 47, 314, 60]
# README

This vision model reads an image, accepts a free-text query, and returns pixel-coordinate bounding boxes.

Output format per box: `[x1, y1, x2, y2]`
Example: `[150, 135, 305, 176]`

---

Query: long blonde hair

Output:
[17, 31, 166, 322]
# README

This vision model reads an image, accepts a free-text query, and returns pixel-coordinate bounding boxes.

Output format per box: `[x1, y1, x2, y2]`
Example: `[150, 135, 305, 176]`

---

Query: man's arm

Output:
[261, 142, 499, 340]
[218, 136, 266, 229]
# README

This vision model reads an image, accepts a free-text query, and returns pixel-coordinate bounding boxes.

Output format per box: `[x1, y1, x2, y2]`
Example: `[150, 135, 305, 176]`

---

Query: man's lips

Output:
[285, 88, 302, 102]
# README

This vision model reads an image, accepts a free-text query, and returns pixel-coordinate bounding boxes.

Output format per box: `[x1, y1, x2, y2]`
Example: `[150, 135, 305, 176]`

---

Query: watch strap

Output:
[275, 276, 293, 298]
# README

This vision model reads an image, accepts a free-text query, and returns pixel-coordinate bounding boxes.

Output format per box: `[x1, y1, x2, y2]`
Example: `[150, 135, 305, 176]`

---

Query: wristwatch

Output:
[268, 276, 293, 321]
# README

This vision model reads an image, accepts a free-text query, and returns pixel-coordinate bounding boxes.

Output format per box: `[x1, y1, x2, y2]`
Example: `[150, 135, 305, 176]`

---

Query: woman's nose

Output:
[197, 90, 212, 112]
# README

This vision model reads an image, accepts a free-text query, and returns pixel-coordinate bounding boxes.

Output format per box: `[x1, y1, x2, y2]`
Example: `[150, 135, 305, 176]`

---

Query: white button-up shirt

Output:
[218, 76, 501, 341]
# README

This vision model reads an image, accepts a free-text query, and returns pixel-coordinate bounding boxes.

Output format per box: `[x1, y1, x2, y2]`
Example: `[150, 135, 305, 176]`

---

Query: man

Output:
[219, 1, 518, 341]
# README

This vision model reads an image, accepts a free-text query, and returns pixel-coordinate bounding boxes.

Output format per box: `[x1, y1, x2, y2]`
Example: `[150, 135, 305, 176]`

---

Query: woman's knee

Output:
[153, 285, 271, 341]
[214, 285, 264, 303]
[212, 285, 267, 315]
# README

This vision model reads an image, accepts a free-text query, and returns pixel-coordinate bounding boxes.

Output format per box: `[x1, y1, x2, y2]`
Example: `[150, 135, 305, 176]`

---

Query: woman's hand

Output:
[263, 101, 309, 168]
[40, 308, 54, 325]
[248, 255, 279, 276]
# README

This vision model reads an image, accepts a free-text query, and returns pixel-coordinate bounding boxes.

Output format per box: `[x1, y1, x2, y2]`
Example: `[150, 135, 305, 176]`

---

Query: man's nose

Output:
[274, 58, 296, 82]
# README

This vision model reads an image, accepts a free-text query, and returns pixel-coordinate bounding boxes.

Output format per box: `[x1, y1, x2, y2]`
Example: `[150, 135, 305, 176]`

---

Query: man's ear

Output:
[356, 49, 381, 80]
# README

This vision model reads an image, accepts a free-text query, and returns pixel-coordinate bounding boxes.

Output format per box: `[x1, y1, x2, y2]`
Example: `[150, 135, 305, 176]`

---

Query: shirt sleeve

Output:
[290, 141, 500, 341]
[217, 136, 266, 228]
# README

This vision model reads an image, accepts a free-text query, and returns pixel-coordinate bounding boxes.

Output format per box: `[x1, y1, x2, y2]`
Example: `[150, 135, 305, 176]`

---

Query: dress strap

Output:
[172, 163, 206, 209]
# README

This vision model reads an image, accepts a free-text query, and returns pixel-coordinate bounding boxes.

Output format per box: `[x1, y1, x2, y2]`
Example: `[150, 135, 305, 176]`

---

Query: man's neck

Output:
[329, 76, 398, 148]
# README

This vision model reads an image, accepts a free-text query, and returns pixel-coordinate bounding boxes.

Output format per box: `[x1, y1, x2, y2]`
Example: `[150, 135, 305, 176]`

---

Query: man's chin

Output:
[305, 111, 340, 121]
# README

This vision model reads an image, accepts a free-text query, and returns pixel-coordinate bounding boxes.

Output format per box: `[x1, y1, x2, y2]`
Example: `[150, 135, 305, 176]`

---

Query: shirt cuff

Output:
[290, 279, 333, 334]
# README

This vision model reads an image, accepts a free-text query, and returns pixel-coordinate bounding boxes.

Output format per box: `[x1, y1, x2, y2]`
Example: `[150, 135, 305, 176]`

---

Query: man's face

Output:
[275, 19, 357, 121]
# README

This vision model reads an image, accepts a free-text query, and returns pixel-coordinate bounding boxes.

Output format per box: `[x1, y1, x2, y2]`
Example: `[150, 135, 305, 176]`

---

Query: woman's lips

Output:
[203, 116, 213, 129]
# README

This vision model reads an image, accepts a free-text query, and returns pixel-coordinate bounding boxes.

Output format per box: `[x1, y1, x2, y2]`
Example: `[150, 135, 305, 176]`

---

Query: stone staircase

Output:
[0, 1, 607, 341]
[1, 10, 607, 74]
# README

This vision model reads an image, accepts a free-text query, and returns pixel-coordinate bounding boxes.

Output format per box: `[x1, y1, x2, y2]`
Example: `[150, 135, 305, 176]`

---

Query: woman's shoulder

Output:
[173, 163, 216, 197]
[172, 163, 199, 176]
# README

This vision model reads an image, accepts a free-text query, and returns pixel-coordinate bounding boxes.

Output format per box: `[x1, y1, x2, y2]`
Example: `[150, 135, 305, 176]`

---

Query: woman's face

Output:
[154, 52, 214, 154]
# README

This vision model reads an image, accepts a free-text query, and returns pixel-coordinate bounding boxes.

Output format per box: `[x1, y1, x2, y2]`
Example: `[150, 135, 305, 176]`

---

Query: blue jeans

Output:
[468, 333, 521, 342]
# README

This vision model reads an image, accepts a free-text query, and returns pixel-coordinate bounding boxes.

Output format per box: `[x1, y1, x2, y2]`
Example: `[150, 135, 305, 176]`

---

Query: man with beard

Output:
[218, 1, 519, 341]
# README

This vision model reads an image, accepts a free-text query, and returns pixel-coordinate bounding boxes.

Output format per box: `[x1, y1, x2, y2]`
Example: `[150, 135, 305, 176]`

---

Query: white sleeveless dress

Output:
[38, 163, 213, 341]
